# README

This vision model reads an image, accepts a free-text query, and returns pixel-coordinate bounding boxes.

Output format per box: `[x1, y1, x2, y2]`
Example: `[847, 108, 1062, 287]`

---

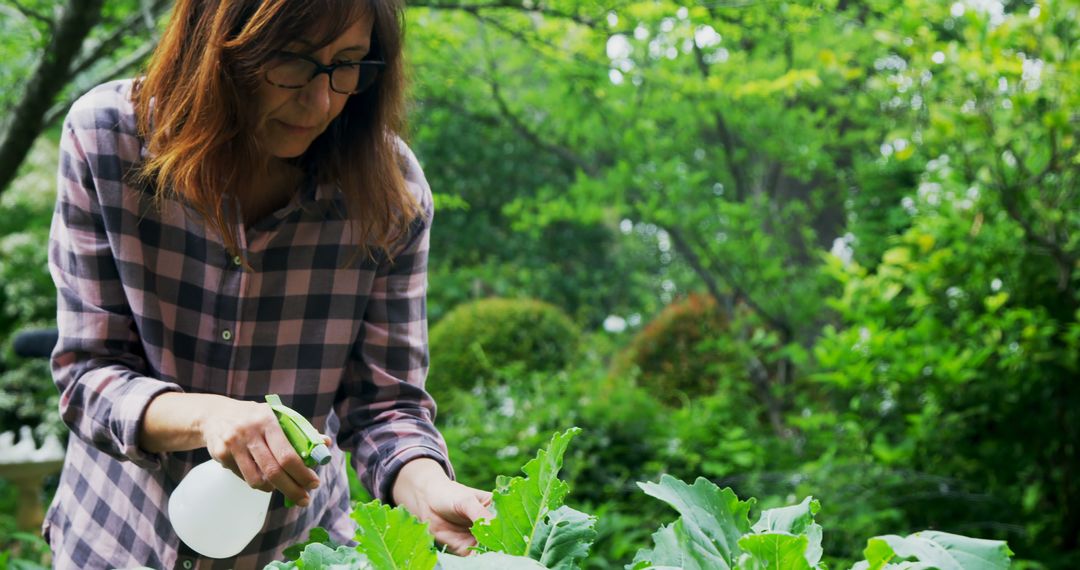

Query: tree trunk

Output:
[0, 0, 106, 196]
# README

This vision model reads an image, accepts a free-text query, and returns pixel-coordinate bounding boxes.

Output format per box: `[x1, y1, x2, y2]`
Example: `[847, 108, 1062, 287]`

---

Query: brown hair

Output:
[132, 0, 418, 262]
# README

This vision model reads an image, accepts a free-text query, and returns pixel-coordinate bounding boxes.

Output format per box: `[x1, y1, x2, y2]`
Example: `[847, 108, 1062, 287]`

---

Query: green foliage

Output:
[811, 143, 1078, 562]
[0, 480, 51, 570]
[610, 293, 739, 404]
[269, 429, 1013, 570]
[428, 298, 580, 396]
[528, 506, 598, 570]
[351, 501, 438, 570]
[630, 476, 755, 569]
[0, 359, 61, 438]
[0, 135, 61, 442]
[435, 361, 672, 525]
[0, 137, 59, 338]
[281, 528, 339, 561]
[0, 228, 53, 327]
[265, 542, 369, 570]
[852, 531, 1015, 570]
[472, 428, 597, 568]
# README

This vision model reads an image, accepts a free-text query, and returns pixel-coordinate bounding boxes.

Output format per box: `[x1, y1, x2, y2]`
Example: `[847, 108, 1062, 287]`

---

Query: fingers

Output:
[429, 493, 493, 556]
[458, 494, 494, 525]
[202, 399, 324, 505]
[264, 426, 321, 491]
[232, 449, 273, 492]
[265, 428, 321, 500]
[434, 529, 479, 557]
[249, 439, 311, 506]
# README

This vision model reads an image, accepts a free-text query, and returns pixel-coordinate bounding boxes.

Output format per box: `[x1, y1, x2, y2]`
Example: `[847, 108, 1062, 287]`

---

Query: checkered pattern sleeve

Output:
[335, 143, 456, 503]
[48, 117, 184, 471]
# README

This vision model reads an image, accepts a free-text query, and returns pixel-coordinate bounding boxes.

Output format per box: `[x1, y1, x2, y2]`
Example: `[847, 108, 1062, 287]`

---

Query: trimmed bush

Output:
[428, 297, 580, 393]
[611, 293, 739, 405]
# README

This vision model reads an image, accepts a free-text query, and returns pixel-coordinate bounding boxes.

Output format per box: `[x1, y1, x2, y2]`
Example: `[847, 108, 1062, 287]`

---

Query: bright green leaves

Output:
[745, 497, 824, 568]
[630, 479, 832, 570]
[281, 527, 341, 562]
[528, 506, 599, 570]
[351, 500, 439, 570]
[630, 475, 755, 569]
[471, 429, 585, 553]
[751, 497, 821, 535]
[851, 531, 1014, 570]
[471, 428, 597, 570]
[737, 534, 813, 570]
[265, 543, 371, 569]
[268, 430, 1014, 570]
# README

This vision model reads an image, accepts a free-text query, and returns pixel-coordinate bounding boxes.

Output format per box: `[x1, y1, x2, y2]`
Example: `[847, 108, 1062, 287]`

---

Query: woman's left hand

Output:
[392, 458, 494, 556]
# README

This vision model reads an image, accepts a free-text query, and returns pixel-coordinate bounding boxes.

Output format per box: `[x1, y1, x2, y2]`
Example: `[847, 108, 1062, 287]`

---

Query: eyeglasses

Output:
[264, 51, 385, 94]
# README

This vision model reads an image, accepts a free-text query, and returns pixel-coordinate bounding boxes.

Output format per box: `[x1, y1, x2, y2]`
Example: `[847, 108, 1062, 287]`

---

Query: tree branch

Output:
[465, 10, 606, 70]
[983, 112, 1077, 296]
[5, 0, 54, 30]
[665, 224, 790, 437]
[479, 33, 599, 176]
[71, 0, 167, 72]
[687, 31, 750, 200]
[0, 0, 106, 196]
[666, 225, 793, 342]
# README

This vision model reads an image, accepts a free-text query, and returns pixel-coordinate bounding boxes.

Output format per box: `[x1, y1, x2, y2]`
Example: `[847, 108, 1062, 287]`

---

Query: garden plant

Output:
[268, 429, 1014, 570]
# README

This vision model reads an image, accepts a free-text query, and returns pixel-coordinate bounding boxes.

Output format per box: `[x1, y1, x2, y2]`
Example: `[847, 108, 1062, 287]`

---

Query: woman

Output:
[44, 1, 491, 568]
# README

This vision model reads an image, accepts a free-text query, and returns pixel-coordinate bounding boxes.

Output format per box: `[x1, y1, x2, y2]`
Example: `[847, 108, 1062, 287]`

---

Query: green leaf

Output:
[436, 551, 550, 569]
[738, 533, 813, 569]
[351, 500, 438, 570]
[851, 531, 1013, 570]
[283, 527, 337, 561]
[984, 292, 1009, 313]
[527, 506, 598, 570]
[472, 428, 581, 557]
[882, 247, 911, 266]
[751, 497, 819, 535]
[629, 523, 682, 569]
[750, 497, 823, 566]
[300, 544, 371, 569]
[632, 475, 755, 569]
[264, 543, 371, 569]
[852, 537, 908, 570]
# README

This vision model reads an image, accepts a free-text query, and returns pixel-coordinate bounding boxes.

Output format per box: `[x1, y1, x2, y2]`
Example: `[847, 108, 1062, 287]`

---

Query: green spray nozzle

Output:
[265, 394, 331, 507]
[265, 394, 331, 467]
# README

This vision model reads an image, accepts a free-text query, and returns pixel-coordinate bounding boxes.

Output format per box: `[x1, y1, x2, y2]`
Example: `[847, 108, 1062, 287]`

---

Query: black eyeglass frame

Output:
[263, 51, 386, 94]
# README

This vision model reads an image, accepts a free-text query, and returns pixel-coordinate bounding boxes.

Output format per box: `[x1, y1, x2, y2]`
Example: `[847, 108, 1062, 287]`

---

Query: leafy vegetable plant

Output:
[266, 429, 1012, 569]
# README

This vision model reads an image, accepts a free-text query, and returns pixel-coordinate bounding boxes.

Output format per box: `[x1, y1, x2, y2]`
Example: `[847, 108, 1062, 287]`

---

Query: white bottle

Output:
[168, 460, 271, 558]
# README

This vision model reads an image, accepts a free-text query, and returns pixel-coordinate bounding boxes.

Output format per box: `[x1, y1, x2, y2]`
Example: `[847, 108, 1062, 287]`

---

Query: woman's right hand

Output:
[198, 397, 324, 506]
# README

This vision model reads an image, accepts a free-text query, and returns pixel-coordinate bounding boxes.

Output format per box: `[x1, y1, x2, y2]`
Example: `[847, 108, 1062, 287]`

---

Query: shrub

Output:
[428, 297, 580, 395]
[610, 293, 740, 405]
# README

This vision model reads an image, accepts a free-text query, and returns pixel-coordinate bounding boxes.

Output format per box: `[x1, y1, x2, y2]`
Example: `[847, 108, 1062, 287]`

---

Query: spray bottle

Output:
[167, 394, 331, 559]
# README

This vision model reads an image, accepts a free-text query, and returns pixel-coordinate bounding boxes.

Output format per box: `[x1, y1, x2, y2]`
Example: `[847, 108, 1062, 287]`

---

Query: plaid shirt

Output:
[43, 79, 454, 570]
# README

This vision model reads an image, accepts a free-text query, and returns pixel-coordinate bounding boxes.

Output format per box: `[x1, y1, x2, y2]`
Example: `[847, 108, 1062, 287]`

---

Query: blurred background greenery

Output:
[0, 0, 1077, 568]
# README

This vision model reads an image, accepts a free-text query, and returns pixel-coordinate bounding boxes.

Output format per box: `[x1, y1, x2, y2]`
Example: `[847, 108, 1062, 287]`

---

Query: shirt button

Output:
[221, 329, 233, 341]
[182, 561, 193, 569]
[232, 255, 242, 266]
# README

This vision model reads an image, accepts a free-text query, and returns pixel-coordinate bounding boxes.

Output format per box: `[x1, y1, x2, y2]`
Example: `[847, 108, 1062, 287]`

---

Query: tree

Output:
[407, 0, 910, 435]
[0, 0, 169, 195]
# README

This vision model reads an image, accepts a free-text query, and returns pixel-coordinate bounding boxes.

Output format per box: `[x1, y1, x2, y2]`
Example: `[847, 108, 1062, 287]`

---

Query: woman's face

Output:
[252, 13, 374, 159]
